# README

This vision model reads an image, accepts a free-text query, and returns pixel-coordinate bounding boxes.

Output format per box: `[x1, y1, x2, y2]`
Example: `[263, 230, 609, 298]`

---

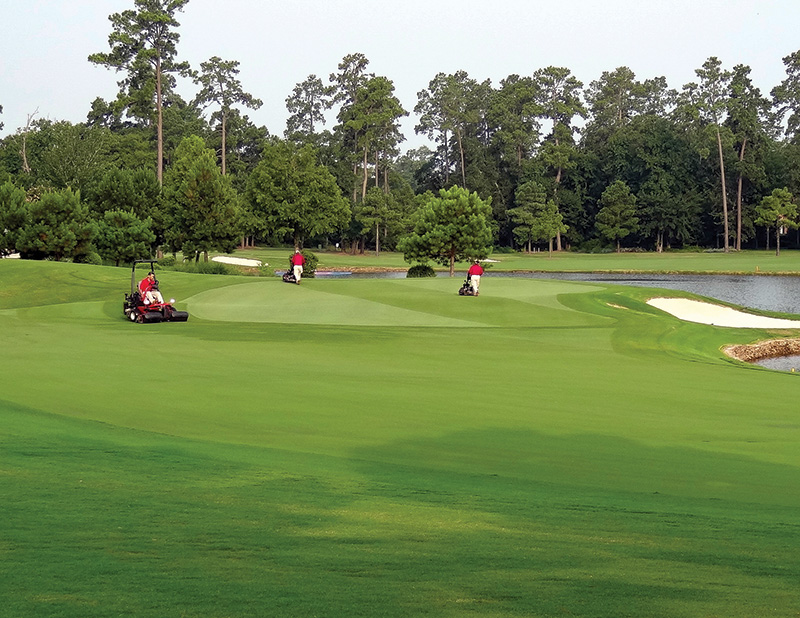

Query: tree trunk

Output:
[361, 147, 369, 202]
[736, 137, 746, 251]
[20, 109, 37, 174]
[716, 127, 729, 252]
[456, 128, 466, 187]
[776, 228, 781, 257]
[221, 110, 227, 176]
[443, 131, 450, 185]
[375, 221, 380, 257]
[449, 253, 455, 277]
[156, 55, 163, 186]
[554, 165, 564, 252]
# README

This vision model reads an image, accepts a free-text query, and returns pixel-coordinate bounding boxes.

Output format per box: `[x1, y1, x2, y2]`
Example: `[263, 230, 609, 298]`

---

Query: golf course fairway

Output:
[2, 259, 800, 617]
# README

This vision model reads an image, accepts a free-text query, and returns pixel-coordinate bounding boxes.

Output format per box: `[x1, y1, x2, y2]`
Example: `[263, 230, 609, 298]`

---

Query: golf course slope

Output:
[2, 259, 800, 618]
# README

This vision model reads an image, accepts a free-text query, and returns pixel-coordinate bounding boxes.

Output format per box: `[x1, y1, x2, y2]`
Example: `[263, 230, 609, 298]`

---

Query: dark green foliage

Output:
[399, 185, 493, 275]
[163, 135, 243, 260]
[86, 167, 161, 220]
[596, 180, 639, 252]
[247, 141, 350, 247]
[93, 209, 156, 266]
[288, 249, 318, 277]
[755, 187, 798, 255]
[406, 263, 435, 277]
[193, 56, 263, 176]
[74, 251, 103, 265]
[15, 188, 94, 261]
[0, 181, 26, 255]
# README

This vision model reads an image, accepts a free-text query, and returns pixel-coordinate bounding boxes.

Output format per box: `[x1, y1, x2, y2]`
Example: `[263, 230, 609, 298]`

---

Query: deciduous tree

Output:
[596, 180, 639, 252]
[163, 135, 242, 260]
[755, 187, 797, 256]
[398, 185, 492, 276]
[247, 141, 350, 248]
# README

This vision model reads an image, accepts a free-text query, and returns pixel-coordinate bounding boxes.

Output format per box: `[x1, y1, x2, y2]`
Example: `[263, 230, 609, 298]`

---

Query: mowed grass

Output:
[2, 259, 800, 617]
[235, 246, 800, 275]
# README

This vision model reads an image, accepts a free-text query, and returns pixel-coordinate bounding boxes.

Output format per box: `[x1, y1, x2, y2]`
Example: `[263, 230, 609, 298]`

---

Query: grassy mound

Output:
[2, 260, 800, 617]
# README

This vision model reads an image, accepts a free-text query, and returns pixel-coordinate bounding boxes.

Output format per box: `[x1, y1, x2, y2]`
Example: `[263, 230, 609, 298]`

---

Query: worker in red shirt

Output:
[138, 271, 164, 305]
[467, 260, 484, 296]
[291, 250, 305, 283]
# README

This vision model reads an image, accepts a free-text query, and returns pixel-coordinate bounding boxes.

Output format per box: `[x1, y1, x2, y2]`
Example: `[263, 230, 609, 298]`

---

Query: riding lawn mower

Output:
[123, 260, 189, 323]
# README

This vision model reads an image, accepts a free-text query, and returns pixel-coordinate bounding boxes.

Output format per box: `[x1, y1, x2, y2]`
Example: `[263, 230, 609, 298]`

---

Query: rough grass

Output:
[2, 260, 800, 617]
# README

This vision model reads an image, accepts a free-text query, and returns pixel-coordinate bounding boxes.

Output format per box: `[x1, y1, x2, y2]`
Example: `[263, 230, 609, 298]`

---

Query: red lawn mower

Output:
[123, 260, 189, 324]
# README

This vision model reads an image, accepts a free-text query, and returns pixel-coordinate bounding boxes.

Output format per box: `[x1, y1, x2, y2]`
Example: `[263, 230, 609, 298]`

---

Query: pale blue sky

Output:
[1, 0, 798, 150]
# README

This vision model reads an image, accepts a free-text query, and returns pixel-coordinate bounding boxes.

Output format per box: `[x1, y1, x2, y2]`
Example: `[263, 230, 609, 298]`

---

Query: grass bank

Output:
[2, 259, 800, 617]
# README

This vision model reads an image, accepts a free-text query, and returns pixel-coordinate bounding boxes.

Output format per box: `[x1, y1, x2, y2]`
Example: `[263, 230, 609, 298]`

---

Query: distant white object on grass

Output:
[483, 259, 500, 263]
[647, 297, 800, 329]
[1, 253, 20, 259]
[212, 256, 263, 267]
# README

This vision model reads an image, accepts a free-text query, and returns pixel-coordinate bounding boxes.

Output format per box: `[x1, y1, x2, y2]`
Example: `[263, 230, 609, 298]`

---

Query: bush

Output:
[74, 252, 103, 265]
[158, 255, 177, 267]
[406, 263, 436, 278]
[574, 238, 613, 254]
[288, 250, 318, 277]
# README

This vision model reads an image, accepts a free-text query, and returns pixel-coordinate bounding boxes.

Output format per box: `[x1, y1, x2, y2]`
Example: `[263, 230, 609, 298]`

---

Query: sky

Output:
[1, 0, 799, 152]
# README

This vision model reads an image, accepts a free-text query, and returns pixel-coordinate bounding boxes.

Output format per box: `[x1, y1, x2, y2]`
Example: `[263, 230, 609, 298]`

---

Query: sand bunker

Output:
[646, 297, 800, 329]
[212, 256, 263, 267]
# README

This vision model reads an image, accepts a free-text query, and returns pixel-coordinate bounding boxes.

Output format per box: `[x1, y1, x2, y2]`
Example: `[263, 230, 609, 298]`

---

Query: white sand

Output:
[647, 297, 800, 329]
[212, 256, 263, 267]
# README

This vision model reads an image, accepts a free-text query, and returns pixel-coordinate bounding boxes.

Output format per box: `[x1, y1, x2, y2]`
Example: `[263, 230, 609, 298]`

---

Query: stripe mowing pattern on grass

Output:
[2, 259, 800, 618]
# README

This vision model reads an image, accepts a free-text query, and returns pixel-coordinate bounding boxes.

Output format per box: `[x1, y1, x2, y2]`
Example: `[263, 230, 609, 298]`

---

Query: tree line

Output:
[3, 0, 800, 266]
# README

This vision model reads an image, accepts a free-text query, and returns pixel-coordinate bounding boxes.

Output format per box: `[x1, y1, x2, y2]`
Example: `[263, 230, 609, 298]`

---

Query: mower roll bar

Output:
[130, 259, 158, 295]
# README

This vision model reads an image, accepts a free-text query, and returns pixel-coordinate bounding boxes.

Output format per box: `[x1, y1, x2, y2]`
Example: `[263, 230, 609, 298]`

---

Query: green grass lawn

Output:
[2, 259, 800, 617]
[230, 246, 800, 275]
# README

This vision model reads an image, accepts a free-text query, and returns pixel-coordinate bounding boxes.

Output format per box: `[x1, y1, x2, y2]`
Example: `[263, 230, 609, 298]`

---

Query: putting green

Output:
[184, 277, 608, 327]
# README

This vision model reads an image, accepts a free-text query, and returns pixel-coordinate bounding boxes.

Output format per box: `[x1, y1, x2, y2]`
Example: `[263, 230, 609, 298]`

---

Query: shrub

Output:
[74, 252, 103, 265]
[288, 249, 318, 277]
[406, 263, 436, 278]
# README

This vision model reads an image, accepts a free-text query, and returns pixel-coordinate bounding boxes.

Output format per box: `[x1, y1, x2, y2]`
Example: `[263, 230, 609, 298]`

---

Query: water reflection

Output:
[754, 355, 800, 372]
[503, 272, 800, 315]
